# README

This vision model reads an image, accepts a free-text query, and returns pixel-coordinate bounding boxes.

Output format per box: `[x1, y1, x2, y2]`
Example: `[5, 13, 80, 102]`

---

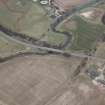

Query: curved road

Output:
[50, 0, 105, 48]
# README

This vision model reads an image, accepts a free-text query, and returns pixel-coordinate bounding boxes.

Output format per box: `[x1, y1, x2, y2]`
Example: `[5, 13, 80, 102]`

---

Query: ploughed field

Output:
[0, 55, 82, 105]
[0, 55, 105, 105]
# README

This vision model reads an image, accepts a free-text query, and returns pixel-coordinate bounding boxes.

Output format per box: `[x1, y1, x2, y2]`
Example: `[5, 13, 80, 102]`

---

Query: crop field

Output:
[0, 55, 83, 105]
[0, 55, 105, 105]
[97, 2, 105, 9]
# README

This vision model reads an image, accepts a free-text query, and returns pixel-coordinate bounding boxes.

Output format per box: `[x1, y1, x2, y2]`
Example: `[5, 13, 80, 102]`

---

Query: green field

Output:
[0, 0, 68, 48]
[19, 3, 51, 39]
[0, 32, 27, 57]
[70, 16, 105, 52]
[0, 0, 32, 29]
[46, 31, 66, 46]
[59, 15, 105, 52]
[0, 0, 51, 39]
[1, 0, 105, 53]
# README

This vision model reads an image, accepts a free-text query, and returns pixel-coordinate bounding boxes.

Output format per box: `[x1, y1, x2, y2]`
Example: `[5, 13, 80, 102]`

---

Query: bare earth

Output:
[0, 55, 105, 105]
[0, 55, 82, 105]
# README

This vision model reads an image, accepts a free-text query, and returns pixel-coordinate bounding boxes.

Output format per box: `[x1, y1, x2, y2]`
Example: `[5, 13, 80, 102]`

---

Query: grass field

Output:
[95, 42, 105, 58]
[19, 3, 51, 39]
[0, 32, 27, 57]
[60, 15, 105, 52]
[0, 0, 32, 30]
[0, 3, 17, 30]
[0, 0, 51, 39]
[45, 31, 66, 46]
[70, 16, 105, 52]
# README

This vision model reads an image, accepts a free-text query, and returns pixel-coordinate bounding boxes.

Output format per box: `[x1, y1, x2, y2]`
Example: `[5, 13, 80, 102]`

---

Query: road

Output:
[50, 0, 104, 48]
[1, 29, 105, 62]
